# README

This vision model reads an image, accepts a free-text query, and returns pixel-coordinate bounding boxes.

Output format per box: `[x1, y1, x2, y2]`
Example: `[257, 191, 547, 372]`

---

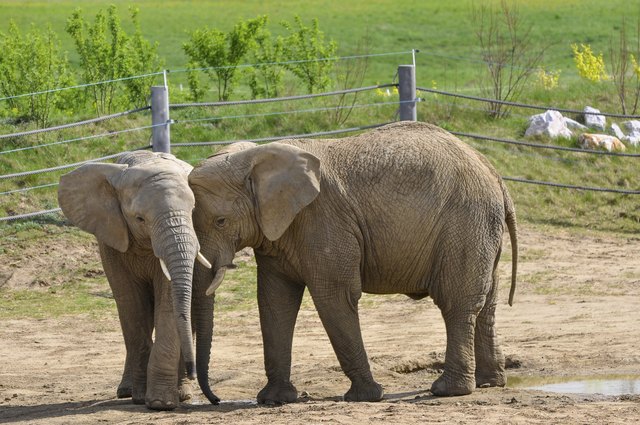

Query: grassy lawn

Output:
[1, 1, 639, 317]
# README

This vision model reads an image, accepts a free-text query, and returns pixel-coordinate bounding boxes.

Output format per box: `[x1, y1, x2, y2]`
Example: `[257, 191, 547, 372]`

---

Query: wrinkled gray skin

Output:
[58, 151, 219, 410]
[190, 121, 518, 404]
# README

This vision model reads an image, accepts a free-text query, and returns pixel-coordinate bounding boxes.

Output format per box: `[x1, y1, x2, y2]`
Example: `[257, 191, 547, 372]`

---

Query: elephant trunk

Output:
[152, 212, 198, 380]
[192, 269, 219, 404]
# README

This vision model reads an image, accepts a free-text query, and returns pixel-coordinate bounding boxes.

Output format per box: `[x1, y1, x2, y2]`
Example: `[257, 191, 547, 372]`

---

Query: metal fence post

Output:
[151, 85, 170, 153]
[398, 65, 417, 121]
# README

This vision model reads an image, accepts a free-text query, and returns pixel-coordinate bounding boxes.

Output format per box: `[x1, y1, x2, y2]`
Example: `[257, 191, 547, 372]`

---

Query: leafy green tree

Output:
[246, 22, 284, 99]
[66, 5, 162, 114]
[0, 22, 74, 126]
[280, 16, 337, 93]
[184, 16, 268, 101]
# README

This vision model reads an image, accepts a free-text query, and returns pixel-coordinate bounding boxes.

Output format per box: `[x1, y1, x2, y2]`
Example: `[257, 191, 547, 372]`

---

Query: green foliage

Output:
[184, 16, 268, 101]
[65, 5, 161, 114]
[246, 24, 285, 99]
[0, 22, 74, 126]
[280, 16, 338, 93]
[572, 43, 609, 83]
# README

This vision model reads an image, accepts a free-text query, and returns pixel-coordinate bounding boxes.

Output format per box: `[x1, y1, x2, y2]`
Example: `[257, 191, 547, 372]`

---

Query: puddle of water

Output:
[509, 375, 640, 396]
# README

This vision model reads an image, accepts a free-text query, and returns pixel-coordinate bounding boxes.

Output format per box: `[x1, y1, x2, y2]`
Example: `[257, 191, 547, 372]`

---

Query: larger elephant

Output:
[189, 121, 518, 404]
[57, 151, 219, 410]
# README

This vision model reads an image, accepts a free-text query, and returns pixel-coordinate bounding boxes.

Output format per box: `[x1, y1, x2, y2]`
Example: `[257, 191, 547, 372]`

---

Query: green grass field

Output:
[0, 0, 639, 318]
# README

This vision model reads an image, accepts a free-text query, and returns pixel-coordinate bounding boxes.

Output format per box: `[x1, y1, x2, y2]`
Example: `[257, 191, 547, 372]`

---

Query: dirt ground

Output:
[1, 223, 639, 424]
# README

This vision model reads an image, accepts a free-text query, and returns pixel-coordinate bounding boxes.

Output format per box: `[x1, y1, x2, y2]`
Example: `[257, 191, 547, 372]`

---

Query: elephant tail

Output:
[502, 181, 518, 307]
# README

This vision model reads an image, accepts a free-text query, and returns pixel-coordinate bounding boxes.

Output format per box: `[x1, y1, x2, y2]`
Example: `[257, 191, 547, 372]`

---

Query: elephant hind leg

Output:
[431, 296, 486, 397]
[474, 269, 506, 388]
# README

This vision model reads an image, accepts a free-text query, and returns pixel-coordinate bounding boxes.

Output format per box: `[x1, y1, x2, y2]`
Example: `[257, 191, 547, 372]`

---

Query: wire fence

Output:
[1, 50, 639, 223]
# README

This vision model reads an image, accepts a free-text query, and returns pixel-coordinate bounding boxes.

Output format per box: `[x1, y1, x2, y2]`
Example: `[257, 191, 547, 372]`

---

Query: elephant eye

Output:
[136, 216, 145, 223]
[215, 217, 226, 228]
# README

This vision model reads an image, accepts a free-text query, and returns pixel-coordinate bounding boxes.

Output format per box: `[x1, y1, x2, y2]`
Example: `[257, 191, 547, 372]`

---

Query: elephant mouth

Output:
[205, 263, 236, 296]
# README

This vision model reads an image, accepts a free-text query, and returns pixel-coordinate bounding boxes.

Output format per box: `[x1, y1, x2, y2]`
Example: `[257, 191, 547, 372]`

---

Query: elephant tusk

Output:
[197, 251, 212, 269]
[159, 258, 172, 282]
[206, 267, 227, 296]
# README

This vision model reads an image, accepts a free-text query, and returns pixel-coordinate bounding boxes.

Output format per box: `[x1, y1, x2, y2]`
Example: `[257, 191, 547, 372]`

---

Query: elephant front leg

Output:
[111, 283, 153, 404]
[256, 268, 304, 405]
[311, 283, 383, 402]
[117, 351, 133, 399]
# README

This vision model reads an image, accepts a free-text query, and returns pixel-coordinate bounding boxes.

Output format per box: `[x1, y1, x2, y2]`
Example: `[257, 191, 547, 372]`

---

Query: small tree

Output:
[280, 16, 337, 94]
[184, 16, 267, 101]
[0, 22, 74, 126]
[123, 7, 164, 108]
[608, 17, 640, 115]
[329, 36, 370, 125]
[471, 0, 546, 118]
[246, 23, 284, 99]
[66, 5, 162, 114]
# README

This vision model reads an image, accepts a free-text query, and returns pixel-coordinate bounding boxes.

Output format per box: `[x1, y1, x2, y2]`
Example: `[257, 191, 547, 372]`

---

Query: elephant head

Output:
[189, 142, 321, 295]
[57, 151, 210, 384]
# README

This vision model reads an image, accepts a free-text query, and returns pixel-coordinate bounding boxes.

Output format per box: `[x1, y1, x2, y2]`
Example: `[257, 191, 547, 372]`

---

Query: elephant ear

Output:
[248, 143, 321, 241]
[58, 162, 130, 252]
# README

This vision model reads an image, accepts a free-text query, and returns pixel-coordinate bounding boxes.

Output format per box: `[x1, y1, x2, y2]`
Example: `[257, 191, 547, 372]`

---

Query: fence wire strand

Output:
[451, 131, 640, 157]
[173, 99, 410, 126]
[171, 84, 397, 109]
[0, 147, 150, 180]
[0, 106, 151, 142]
[0, 122, 161, 156]
[417, 86, 640, 119]
[1, 182, 59, 196]
[502, 176, 640, 194]
[172, 122, 393, 147]
[0, 208, 62, 222]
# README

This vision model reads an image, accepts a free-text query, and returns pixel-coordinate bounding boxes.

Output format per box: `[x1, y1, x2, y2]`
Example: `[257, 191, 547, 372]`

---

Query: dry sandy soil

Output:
[1, 223, 639, 424]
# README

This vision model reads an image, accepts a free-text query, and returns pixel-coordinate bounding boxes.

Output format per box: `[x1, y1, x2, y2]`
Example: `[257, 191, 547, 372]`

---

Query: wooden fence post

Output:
[151, 85, 170, 153]
[398, 64, 417, 121]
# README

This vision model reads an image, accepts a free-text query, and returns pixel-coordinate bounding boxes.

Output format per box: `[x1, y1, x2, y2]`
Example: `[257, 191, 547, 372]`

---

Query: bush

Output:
[280, 16, 337, 94]
[66, 5, 162, 115]
[246, 22, 285, 99]
[184, 16, 268, 101]
[0, 22, 74, 126]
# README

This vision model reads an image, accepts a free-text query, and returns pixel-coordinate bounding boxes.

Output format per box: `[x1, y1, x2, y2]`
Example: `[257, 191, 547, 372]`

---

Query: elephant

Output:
[188, 121, 518, 404]
[57, 150, 219, 410]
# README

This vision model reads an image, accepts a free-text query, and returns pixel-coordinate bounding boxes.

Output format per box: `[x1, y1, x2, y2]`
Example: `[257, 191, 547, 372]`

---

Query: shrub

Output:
[184, 16, 268, 101]
[572, 43, 609, 83]
[280, 16, 337, 94]
[471, 0, 546, 118]
[246, 22, 284, 99]
[0, 22, 74, 126]
[66, 5, 162, 115]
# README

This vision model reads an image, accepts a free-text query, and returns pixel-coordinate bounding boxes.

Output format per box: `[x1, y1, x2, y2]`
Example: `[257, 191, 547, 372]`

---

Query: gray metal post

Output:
[398, 65, 417, 121]
[151, 85, 170, 153]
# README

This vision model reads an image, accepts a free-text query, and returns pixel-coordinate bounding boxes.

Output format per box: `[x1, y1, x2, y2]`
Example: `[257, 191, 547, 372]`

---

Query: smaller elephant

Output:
[189, 121, 518, 404]
[58, 151, 218, 410]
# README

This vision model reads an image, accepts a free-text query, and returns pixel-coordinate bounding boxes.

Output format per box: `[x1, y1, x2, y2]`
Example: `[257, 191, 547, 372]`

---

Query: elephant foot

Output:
[257, 380, 298, 405]
[145, 387, 179, 411]
[116, 385, 132, 399]
[344, 378, 384, 402]
[178, 380, 193, 402]
[475, 370, 506, 388]
[146, 398, 178, 411]
[430, 373, 475, 397]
